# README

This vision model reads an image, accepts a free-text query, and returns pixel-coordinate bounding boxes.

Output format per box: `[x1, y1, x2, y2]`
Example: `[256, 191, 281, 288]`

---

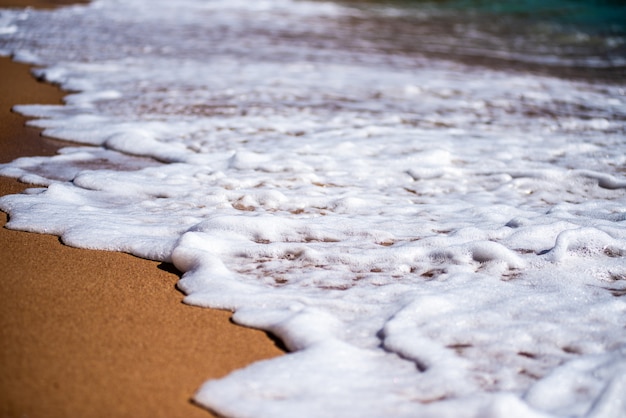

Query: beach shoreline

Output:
[0, 0, 82, 8]
[0, 3, 284, 417]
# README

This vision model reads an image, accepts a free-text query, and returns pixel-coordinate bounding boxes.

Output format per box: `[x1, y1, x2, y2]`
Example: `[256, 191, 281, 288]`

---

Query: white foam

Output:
[1, 0, 625, 417]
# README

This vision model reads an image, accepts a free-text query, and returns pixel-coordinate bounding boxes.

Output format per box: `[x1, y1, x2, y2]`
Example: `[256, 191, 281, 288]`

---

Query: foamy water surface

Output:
[1, 0, 625, 416]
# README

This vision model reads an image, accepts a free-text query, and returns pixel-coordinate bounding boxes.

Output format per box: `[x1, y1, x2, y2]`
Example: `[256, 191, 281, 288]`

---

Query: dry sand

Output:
[0, 2, 284, 417]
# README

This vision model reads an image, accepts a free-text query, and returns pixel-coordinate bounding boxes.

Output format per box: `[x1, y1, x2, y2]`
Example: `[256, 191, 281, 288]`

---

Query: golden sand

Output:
[0, 5, 283, 417]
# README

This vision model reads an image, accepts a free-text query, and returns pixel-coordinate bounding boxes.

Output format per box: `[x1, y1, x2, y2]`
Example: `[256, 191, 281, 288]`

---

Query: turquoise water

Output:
[337, 0, 626, 81]
[458, 1, 624, 39]
[368, 0, 626, 31]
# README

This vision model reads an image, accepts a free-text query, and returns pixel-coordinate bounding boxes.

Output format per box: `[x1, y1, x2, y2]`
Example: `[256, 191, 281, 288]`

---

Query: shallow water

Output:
[335, 0, 626, 81]
[1, 0, 625, 417]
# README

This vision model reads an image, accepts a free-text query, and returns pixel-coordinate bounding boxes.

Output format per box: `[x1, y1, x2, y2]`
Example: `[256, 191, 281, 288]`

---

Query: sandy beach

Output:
[0, 2, 284, 417]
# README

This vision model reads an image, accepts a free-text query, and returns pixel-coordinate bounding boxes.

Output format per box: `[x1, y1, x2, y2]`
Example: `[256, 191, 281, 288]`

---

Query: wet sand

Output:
[0, 3, 284, 417]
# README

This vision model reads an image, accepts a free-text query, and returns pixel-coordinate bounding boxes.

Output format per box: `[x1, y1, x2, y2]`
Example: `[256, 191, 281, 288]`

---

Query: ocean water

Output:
[1, 0, 625, 417]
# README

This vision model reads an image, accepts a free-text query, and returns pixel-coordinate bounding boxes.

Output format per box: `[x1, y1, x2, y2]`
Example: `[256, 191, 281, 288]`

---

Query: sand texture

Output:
[0, 5, 284, 417]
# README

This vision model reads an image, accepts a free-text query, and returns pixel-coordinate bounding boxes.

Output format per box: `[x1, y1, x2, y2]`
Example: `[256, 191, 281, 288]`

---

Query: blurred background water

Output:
[332, 0, 626, 81]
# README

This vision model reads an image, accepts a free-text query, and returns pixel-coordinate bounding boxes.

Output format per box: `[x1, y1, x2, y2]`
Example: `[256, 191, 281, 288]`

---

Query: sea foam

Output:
[0, 0, 625, 416]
